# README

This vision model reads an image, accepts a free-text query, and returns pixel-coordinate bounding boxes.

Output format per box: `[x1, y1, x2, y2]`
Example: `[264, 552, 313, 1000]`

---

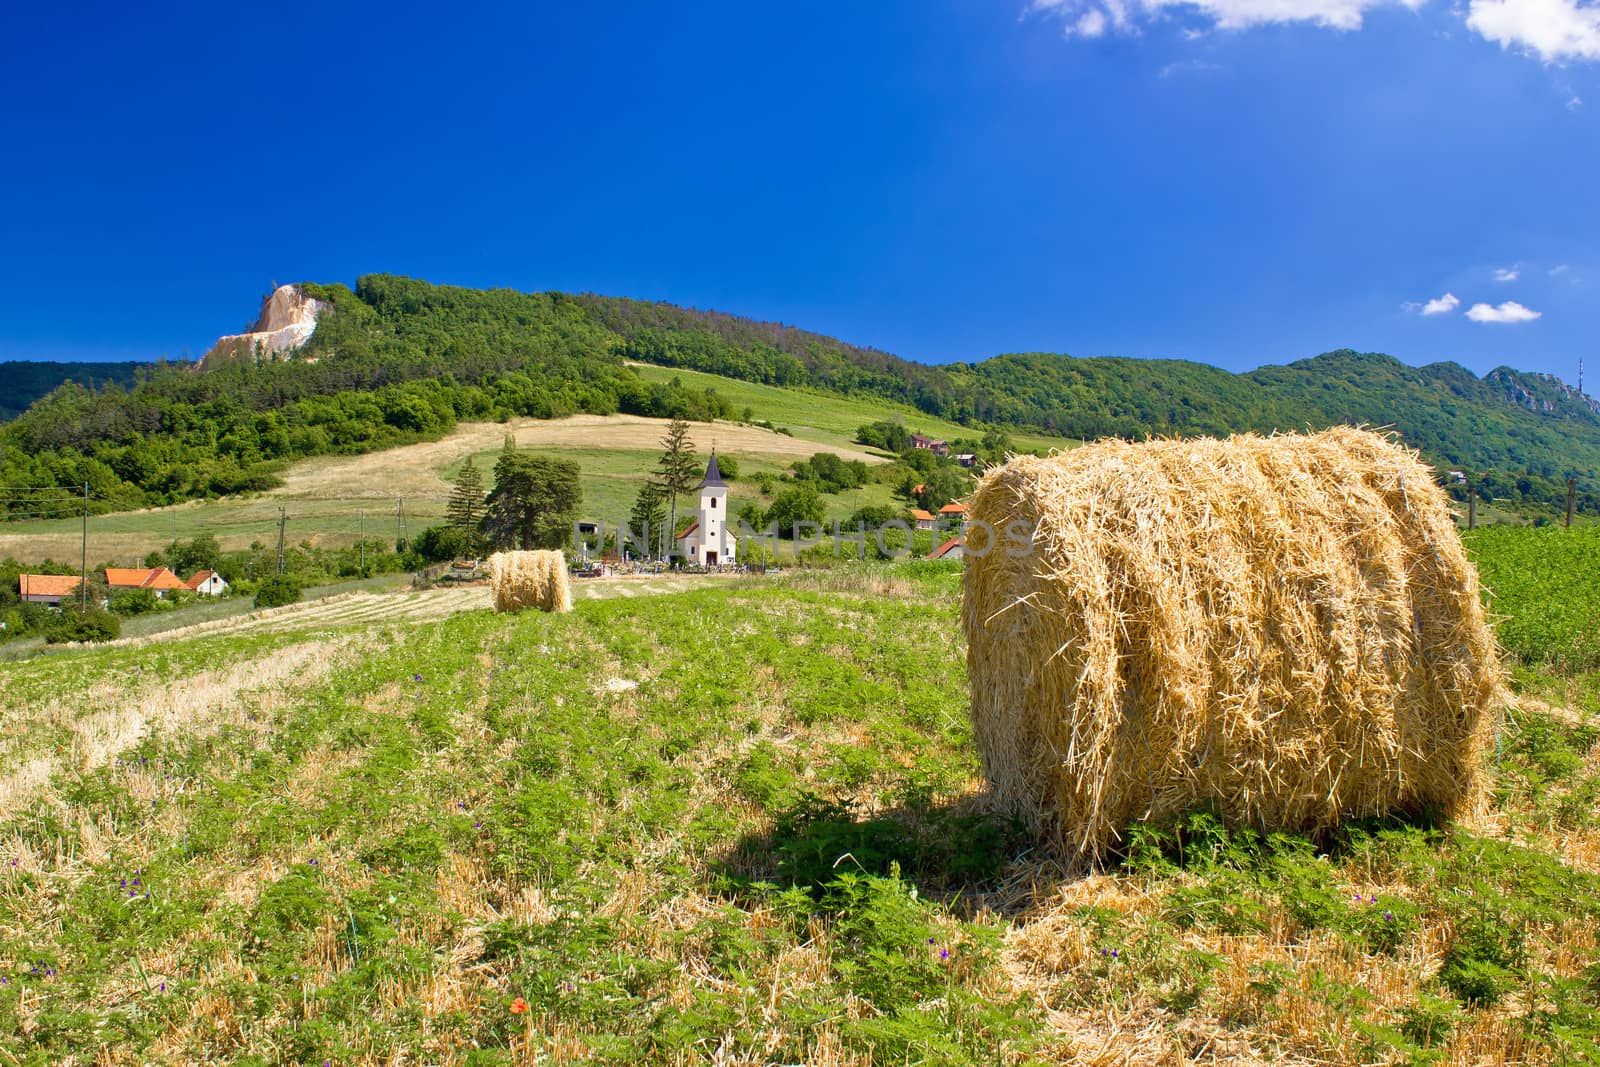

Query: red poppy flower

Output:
[510, 996, 529, 1015]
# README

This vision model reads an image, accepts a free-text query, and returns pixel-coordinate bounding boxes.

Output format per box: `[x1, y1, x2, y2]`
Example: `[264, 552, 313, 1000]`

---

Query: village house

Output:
[910, 508, 936, 531]
[929, 537, 964, 561]
[938, 502, 969, 526]
[105, 566, 189, 598]
[185, 569, 230, 596]
[676, 451, 737, 566]
[955, 453, 977, 468]
[909, 433, 950, 457]
[18, 574, 82, 607]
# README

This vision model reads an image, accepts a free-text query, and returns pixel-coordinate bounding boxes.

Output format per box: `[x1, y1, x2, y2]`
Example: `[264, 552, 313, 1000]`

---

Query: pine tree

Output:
[628, 481, 668, 559]
[655, 417, 698, 561]
[446, 457, 486, 554]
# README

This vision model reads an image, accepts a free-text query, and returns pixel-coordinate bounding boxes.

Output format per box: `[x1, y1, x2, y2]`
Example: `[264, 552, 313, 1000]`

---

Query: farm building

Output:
[929, 537, 964, 560]
[105, 566, 189, 598]
[184, 569, 230, 596]
[675, 451, 737, 565]
[910, 434, 950, 457]
[18, 574, 82, 606]
[910, 509, 936, 530]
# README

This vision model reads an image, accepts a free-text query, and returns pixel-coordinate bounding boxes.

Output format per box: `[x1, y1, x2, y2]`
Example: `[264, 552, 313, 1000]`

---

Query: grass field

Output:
[2, 527, 1598, 1065]
[625, 363, 1075, 456]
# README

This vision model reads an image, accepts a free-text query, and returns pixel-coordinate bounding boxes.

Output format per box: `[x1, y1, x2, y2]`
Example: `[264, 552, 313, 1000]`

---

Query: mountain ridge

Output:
[2, 274, 1595, 518]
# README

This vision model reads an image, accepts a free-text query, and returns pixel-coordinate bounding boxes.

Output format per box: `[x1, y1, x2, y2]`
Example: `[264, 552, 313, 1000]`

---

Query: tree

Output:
[446, 456, 486, 554]
[655, 417, 698, 560]
[628, 481, 668, 559]
[481, 451, 583, 551]
[766, 484, 825, 537]
[916, 466, 970, 511]
[255, 575, 303, 609]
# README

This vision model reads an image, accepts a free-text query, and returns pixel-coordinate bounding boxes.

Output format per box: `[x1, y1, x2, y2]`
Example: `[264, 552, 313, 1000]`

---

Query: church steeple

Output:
[700, 449, 727, 489]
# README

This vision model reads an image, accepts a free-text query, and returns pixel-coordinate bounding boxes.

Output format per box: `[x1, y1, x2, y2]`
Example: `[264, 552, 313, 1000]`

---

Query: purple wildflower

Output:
[940, 948, 950, 961]
[1384, 911, 1394, 922]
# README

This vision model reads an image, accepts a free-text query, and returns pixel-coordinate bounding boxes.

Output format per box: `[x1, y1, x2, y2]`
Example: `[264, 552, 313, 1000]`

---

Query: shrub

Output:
[44, 606, 121, 643]
[109, 588, 168, 616]
[254, 575, 304, 609]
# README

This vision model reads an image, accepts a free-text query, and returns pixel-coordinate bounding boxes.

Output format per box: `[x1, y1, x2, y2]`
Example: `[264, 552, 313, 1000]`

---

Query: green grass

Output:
[627, 362, 1075, 454]
[1467, 523, 1600, 669]
[3, 532, 1598, 1064]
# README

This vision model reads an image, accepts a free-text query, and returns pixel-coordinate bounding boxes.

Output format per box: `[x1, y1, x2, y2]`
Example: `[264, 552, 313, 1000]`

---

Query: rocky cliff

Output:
[201, 284, 325, 367]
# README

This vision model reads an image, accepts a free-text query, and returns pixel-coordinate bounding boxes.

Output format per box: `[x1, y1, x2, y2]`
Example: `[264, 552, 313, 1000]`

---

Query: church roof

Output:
[700, 450, 727, 488]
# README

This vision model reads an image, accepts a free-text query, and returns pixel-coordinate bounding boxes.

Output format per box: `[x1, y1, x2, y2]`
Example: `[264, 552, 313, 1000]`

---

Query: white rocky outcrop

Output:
[202, 284, 325, 366]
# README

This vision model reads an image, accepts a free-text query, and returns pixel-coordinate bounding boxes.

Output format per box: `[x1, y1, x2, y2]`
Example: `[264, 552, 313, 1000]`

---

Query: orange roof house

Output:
[929, 537, 965, 561]
[105, 567, 189, 595]
[19, 574, 82, 605]
[910, 509, 936, 530]
[938, 502, 969, 516]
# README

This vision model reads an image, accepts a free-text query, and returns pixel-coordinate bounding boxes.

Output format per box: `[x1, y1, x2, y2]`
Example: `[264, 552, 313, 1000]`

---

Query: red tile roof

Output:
[19, 574, 82, 597]
[184, 569, 218, 590]
[929, 537, 964, 559]
[910, 509, 935, 521]
[938, 502, 968, 515]
[676, 521, 700, 539]
[105, 567, 188, 591]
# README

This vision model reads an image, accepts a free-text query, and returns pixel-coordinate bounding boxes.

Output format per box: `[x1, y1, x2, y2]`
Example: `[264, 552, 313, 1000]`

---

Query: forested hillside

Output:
[3, 274, 1597, 518]
[0, 361, 147, 421]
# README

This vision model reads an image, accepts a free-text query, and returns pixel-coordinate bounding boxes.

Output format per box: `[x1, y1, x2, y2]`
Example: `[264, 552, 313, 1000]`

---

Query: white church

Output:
[676, 451, 736, 565]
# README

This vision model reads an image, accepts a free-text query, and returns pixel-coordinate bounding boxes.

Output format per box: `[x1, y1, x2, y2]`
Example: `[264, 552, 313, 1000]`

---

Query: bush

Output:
[44, 606, 121, 644]
[109, 588, 169, 617]
[254, 575, 304, 609]
[412, 525, 474, 563]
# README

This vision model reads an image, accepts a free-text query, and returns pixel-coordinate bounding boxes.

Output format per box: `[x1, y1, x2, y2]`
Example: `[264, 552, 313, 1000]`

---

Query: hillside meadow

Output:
[0, 364, 1051, 565]
[0, 529, 1597, 1064]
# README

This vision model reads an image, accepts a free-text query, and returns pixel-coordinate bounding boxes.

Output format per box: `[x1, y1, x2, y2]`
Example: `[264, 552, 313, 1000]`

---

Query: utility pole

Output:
[276, 506, 287, 577]
[396, 498, 408, 553]
[359, 512, 366, 578]
[81, 481, 88, 611]
[1567, 478, 1577, 528]
[1468, 486, 1477, 530]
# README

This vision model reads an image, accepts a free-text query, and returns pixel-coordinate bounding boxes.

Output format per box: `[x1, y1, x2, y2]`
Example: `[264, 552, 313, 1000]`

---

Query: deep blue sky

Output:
[2, 1, 1595, 381]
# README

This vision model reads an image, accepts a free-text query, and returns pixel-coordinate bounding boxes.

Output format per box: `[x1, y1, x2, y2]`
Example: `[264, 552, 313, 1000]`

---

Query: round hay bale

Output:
[488, 549, 571, 614]
[961, 427, 1501, 868]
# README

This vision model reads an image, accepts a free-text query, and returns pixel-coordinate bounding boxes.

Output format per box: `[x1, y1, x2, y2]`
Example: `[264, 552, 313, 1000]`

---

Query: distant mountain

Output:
[0, 361, 149, 421]
[3, 274, 1595, 517]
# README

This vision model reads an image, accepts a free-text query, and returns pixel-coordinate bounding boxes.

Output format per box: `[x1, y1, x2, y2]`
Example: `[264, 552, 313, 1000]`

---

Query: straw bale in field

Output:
[488, 550, 571, 614]
[961, 427, 1501, 868]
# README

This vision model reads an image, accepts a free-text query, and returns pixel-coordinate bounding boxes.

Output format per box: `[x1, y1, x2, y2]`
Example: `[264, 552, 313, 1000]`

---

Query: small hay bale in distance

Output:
[488, 550, 571, 614]
[961, 427, 1501, 868]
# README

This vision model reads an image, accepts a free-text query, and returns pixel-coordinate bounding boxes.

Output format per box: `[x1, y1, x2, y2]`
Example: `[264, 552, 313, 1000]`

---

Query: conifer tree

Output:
[655, 417, 698, 560]
[446, 456, 486, 554]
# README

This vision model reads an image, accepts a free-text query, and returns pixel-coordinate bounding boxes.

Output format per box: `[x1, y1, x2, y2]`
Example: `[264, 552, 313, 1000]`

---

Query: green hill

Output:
[0, 360, 148, 421]
[3, 274, 1597, 518]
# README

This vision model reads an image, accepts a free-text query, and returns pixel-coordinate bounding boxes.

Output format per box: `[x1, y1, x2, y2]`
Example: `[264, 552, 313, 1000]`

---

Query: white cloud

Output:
[1028, 0, 1413, 37]
[1492, 265, 1521, 281]
[1160, 58, 1224, 74]
[1405, 292, 1460, 315]
[1465, 0, 1600, 61]
[1027, 0, 1600, 64]
[1465, 300, 1543, 323]
[1073, 7, 1110, 34]
[1551, 263, 1571, 275]
[1572, 95, 1586, 108]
